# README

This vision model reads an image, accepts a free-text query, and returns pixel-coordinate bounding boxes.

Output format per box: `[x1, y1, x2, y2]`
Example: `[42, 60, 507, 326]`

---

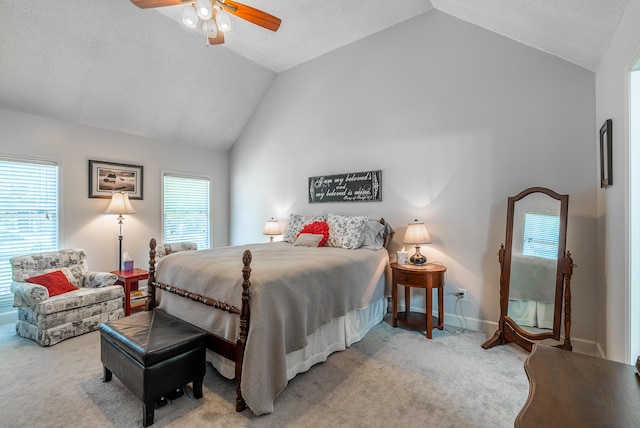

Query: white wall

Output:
[595, 0, 640, 363]
[0, 108, 230, 272]
[230, 11, 598, 346]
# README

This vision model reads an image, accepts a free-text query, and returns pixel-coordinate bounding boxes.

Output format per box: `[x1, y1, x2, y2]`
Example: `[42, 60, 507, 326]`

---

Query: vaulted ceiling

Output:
[0, 1, 629, 151]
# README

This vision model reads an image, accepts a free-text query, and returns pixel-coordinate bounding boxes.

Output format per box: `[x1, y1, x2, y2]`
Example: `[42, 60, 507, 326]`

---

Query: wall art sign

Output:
[308, 170, 382, 203]
[88, 160, 144, 199]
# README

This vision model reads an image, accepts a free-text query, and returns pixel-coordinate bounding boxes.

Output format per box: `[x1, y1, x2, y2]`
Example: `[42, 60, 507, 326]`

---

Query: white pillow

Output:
[326, 214, 370, 249]
[293, 233, 325, 247]
[282, 214, 327, 243]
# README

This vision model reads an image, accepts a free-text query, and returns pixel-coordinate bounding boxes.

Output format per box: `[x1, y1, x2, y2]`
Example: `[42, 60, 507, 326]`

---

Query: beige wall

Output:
[230, 11, 598, 349]
[0, 108, 229, 274]
[595, 0, 640, 363]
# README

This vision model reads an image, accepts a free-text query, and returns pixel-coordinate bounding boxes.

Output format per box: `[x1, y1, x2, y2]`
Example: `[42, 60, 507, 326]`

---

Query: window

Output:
[0, 157, 59, 305]
[521, 212, 560, 260]
[162, 172, 210, 249]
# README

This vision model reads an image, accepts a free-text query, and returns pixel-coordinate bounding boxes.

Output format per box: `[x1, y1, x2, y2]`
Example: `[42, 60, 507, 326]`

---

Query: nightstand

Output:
[112, 268, 149, 316]
[391, 262, 447, 339]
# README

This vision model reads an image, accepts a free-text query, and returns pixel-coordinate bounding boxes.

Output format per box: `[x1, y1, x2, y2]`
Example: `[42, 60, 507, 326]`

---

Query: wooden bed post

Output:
[379, 218, 395, 248]
[235, 249, 252, 412]
[147, 238, 157, 311]
[146, 241, 252, 413]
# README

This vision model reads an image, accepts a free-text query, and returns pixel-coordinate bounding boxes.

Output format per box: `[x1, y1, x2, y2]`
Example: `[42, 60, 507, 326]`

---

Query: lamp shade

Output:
[263, 218, 281, 236]
[403, 220, 431, 244]
[104, 192, 136, 215]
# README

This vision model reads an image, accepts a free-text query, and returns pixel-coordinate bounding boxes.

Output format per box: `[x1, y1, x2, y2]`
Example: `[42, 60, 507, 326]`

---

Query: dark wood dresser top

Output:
[516, 344, 640, 427]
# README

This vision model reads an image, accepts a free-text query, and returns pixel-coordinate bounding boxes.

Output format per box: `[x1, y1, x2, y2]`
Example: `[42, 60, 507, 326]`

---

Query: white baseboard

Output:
[400, 304, 597, 356]
[1, 300, 601, 357]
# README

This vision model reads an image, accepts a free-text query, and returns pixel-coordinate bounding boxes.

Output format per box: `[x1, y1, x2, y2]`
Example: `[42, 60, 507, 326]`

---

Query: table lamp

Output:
[104, 191, 136, 270]
[403, 219, 431, 265]
[263, 218, 281, 243]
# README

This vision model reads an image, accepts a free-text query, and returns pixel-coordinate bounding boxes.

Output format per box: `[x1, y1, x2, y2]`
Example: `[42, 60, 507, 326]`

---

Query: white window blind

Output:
[0, 157, 59, 304]
[163, 173, 210, 249]
[522, 212, 560, 260]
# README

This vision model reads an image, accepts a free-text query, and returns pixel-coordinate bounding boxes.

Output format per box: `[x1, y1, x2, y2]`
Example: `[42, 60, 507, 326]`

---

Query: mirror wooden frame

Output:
[482, 187, 574, 352]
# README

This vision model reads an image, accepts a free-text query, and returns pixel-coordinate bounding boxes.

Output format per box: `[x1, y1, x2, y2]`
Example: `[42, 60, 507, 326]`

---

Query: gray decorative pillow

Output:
[293, 233, 325, 247]
[358, 220, 386, 250]
[326, 214, 370, 249]
[66, 265, 85, 287]
[58, 267, 82, 287]
[282, 214, 328, 243]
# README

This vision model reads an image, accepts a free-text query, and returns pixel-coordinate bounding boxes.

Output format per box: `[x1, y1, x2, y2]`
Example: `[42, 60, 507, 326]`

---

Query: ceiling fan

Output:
[130, 0, 281, 46]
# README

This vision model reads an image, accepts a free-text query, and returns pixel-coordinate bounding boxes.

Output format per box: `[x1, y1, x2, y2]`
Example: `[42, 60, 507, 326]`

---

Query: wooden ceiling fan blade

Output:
[130, 0, 190, 9]
[217, 0, 281, 32]
[208, 30, 225, 45]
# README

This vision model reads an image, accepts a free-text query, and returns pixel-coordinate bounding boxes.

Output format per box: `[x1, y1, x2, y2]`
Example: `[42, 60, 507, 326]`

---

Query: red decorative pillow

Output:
[297, 221, 329, 246]
[26, 270, 79, 297]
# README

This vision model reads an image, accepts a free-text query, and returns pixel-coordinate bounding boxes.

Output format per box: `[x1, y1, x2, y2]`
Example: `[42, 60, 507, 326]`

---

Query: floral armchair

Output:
[9, 249, 124, 346]
[154, 242, 198, 259]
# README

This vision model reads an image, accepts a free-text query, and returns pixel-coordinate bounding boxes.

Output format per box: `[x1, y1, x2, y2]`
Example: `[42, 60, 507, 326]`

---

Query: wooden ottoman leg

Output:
[143, 402, 154, 427]
[193, 376, 204, 399]
[103, 366, 112, 382]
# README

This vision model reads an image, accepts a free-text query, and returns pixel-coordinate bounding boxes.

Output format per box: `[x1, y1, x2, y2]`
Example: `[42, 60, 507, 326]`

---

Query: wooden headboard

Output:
[379, 218, 395, 249]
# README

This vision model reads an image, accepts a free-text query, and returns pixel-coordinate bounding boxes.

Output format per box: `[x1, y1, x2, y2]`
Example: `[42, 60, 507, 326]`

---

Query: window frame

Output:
[161, 170, 211, 250]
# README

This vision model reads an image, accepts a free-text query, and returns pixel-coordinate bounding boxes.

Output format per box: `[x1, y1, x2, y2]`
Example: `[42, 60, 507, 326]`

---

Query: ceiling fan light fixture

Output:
[204, 19, 217, 38]
[216, 9, 232, 32]
[132, 0, 282, 47]
[196, 0, 213, 20]
[182, 5, 199, 29]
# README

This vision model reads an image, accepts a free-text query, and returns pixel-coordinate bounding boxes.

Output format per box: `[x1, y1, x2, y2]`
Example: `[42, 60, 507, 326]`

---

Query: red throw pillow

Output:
[26, 270, 79, 297]
[297, 221, 329, 247]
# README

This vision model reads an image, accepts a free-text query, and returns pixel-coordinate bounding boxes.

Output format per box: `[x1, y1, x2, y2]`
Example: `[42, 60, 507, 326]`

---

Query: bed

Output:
[508, 254, 556, 329]
[147, 215, 394, 415]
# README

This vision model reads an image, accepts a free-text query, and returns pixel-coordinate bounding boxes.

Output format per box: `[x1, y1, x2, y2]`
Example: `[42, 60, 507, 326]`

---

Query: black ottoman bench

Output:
[100, 309, 207, 427]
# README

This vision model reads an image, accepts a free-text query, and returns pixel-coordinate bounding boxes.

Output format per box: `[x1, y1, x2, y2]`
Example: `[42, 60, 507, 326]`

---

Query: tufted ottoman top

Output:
[100, 310, 206, 367]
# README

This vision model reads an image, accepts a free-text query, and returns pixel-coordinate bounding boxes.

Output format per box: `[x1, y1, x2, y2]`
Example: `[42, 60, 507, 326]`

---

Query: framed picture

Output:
[308, 170, 382, 203]
[600, 119, 612, 188]
[88, 160, 144, 199]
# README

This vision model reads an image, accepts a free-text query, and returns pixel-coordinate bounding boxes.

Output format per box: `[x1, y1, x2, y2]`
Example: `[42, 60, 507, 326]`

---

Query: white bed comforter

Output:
[154, 242, 389, 414]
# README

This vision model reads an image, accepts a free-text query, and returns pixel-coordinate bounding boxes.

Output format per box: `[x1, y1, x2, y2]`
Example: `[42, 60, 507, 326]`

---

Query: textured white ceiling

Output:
[155, 0, 433, 72]
[0, 0, 629, 151]
[431, 0, 628, 72]
[155, 0, 628, 72]
[0, 0, 276, 150]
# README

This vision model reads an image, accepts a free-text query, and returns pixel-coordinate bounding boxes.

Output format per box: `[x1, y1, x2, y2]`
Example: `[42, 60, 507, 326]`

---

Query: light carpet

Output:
[0, 318, 529, 427]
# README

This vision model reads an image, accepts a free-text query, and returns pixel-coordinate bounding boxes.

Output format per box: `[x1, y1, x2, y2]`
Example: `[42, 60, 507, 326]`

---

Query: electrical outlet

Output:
[458, 288, 468, 301]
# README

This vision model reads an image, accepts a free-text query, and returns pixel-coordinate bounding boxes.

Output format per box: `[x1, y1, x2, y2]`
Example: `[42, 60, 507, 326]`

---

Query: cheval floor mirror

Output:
[482, 187, 575, 352]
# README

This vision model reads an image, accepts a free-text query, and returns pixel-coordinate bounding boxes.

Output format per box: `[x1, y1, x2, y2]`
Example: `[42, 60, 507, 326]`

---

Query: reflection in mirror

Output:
[482, 187, 574, 353]
[508, 193, 560, 334]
